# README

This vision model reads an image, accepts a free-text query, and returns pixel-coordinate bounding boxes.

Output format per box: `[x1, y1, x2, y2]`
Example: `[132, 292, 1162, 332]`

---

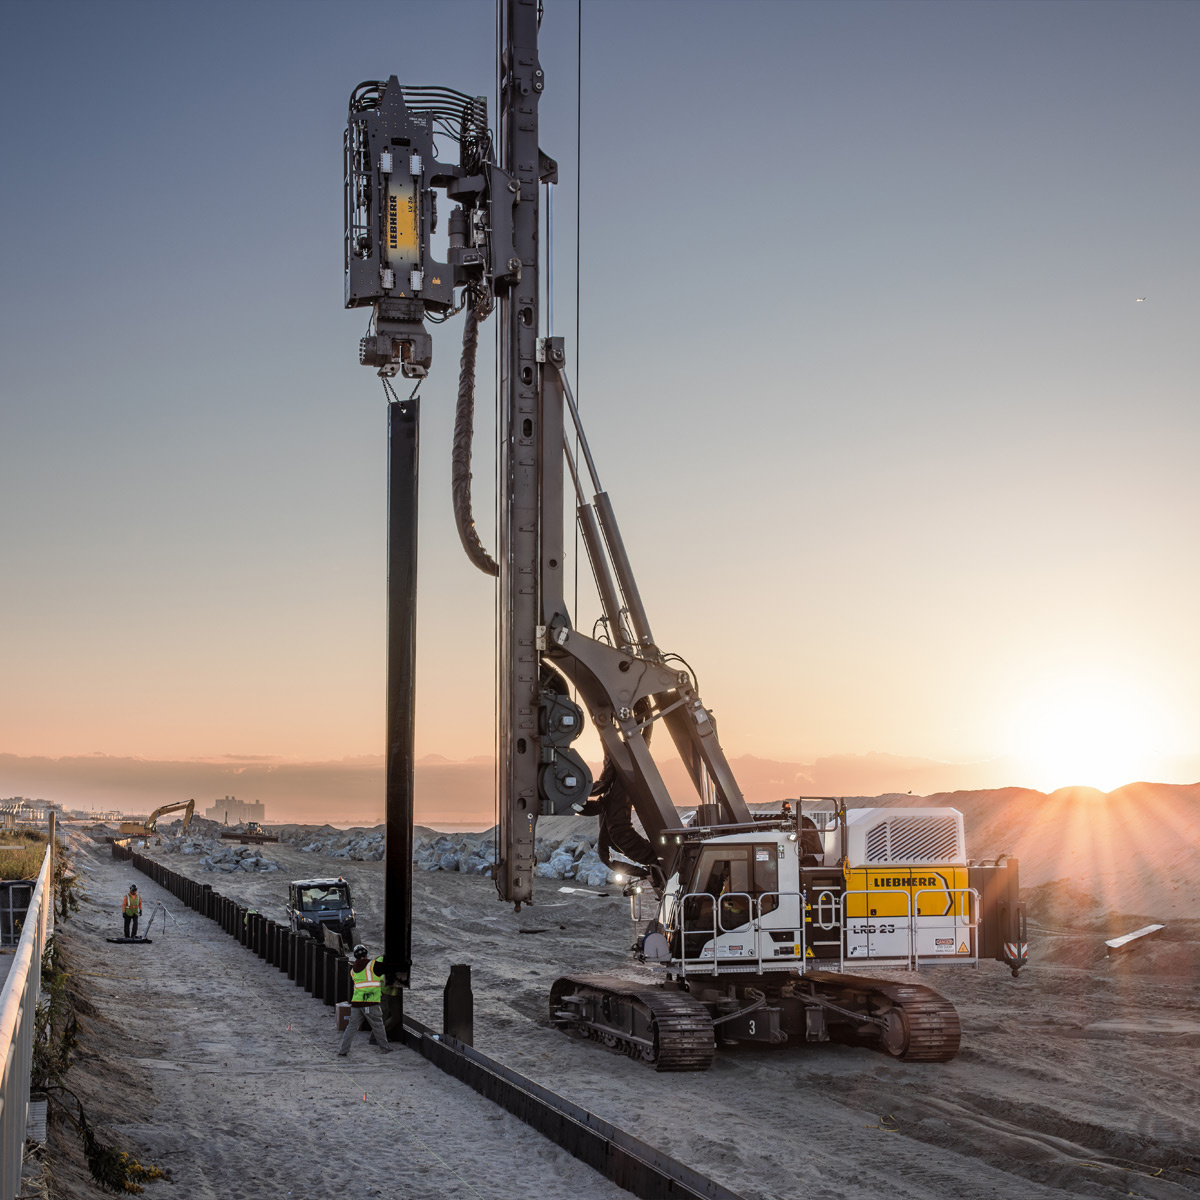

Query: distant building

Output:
[0, 797, 61, 823]
[204, 796, 266, 825]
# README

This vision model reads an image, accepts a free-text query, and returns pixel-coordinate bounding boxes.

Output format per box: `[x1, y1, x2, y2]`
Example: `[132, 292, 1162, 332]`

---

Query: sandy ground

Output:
[43, 841, 626, 1200]
[43, 828, 1200, 1200]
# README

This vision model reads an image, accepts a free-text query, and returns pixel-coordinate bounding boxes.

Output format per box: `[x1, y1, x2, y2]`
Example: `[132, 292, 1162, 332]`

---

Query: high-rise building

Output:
[204, 796, 266, 825]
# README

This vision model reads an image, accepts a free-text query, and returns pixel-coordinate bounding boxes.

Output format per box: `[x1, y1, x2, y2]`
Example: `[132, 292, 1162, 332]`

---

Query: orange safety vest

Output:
[123, 892, 142, 916]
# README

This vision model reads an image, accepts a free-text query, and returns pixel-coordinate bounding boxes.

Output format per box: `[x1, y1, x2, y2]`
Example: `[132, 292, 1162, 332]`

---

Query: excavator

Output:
[119, 799, 195, 841]
[345, 0, 1027, 1069]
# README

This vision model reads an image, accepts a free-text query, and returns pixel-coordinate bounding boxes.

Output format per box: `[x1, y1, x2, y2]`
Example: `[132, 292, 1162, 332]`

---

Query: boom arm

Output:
[146, 799, 195, 833]
[534, 348, 751, 886]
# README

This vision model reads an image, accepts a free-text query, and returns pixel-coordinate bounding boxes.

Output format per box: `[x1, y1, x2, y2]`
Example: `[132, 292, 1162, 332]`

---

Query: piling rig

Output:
[344, 0, 1027, 1066]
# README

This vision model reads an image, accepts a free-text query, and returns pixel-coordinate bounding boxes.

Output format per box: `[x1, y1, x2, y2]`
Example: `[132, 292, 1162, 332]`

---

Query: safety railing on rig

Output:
[0, 843, 53, 1200]
[837, 886, 980, 972]
[669, 890, 807, 977]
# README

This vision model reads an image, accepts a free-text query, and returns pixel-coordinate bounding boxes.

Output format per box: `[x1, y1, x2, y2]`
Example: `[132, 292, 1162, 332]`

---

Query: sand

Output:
[43, 844, 626, 1200]
[43, 793, 1200, 1200]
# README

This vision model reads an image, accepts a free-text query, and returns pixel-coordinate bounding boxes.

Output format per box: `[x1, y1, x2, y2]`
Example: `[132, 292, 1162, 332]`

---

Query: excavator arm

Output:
[146, 798, 195, 834]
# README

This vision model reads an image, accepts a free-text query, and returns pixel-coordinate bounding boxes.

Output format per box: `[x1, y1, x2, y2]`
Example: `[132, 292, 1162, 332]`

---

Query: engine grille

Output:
[864, 815, 962, 864]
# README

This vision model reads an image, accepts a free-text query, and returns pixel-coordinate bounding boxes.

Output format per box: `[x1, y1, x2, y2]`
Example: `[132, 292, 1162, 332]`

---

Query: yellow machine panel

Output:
[843, 865, 970, 920]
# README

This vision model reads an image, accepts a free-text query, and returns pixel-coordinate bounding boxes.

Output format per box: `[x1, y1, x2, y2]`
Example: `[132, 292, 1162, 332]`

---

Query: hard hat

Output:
[353, 943, 368, 958]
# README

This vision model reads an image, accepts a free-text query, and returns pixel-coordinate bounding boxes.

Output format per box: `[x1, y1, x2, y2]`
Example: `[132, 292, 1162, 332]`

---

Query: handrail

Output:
[812, 887, 840, 930]
[915, 886, 980, 966]
[839, 886, 980, 971]
[669, 890, 805, 977]
[839, 888, 913, 971]
[0, 841, 54, 1200]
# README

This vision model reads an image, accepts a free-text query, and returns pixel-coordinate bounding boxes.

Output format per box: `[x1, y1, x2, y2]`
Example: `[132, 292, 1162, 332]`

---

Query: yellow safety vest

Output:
[123, 893, 141, 916]
[350, 958, 382, 1004]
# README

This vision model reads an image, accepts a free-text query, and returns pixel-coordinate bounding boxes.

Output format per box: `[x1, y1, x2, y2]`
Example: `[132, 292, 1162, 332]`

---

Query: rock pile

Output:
[413, 832, 497, 876]
[198, 844, 281, 873]
[158, 836, 280, 873]
[161, 816, 222, 838]
[270, 826, 385, 861]
[309, 831, 385, 861]
[151, 816, 623, 887]
[533, 838, 615, 887]
[410, 829, 620, 886]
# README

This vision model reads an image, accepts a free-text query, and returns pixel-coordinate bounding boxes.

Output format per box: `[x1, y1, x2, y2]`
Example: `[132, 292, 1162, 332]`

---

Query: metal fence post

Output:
[444, 964, 474, 1046]
[322, 948, 336, 1006]
[312, 945, 326, 1001]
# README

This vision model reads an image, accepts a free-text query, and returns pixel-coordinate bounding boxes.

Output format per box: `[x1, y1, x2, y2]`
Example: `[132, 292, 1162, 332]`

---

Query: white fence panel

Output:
[0, 843, 53, 1200]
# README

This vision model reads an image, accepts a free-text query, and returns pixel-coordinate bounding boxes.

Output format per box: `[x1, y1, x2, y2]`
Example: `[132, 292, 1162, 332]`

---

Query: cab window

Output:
[690, 844, 779, 923]
[753, 844, 779, 914]
[299, 886, 347, 912]
[698, 846, 750, 897]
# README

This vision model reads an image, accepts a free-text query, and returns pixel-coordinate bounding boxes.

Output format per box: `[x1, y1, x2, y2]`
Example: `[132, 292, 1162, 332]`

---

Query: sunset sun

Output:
[1006, 673, 1174, 792]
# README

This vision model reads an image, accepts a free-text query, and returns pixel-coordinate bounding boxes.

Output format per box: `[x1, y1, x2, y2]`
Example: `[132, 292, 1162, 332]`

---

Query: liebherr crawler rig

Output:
[345, 0, 1027, 1069]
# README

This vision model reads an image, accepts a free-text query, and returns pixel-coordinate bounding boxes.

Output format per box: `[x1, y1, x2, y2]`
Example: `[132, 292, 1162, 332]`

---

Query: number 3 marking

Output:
[748, 1019, 756, 1036]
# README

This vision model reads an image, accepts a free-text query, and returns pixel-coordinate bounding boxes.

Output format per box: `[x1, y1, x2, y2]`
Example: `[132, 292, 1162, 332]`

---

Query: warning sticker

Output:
[805, 946, 814, 958]
[959, 942, 968, 953]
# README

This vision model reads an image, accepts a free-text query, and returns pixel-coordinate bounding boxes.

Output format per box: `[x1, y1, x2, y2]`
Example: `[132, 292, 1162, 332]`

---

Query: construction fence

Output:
[112, 842, 744, 1200]
[0, 840, 53, 1200]
[111, 841, 354, 1004]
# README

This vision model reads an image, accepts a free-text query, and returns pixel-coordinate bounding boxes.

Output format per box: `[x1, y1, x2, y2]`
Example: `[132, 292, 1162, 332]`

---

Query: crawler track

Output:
[807, 970, 962, 1062]
[551, 974, 715, 1072]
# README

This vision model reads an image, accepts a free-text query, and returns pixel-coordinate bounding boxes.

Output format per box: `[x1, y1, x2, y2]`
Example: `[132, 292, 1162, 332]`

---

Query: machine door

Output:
[681, 843, 799, 963]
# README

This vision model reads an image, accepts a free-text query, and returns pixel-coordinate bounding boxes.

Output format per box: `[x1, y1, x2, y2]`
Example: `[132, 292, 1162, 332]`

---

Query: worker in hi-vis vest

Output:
[122, 884, 143, 938]
[338, 943, 392, 1057]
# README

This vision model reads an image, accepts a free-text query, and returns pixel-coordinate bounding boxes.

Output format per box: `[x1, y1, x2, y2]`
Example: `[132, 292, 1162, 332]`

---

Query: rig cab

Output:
[649, 803, 1017, 976]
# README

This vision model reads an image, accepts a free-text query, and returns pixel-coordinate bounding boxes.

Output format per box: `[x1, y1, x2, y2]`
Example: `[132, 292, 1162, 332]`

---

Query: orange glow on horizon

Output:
[1003, 670, 1179, 793]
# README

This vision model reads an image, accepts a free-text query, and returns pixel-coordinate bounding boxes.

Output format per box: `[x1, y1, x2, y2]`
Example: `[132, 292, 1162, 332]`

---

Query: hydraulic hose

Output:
[590, 759, 655, 867]
[452, 307, 499, 577]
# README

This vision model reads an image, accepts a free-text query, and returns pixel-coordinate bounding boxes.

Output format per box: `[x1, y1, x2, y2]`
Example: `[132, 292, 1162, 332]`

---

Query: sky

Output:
[2, 0, 1198, 814]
